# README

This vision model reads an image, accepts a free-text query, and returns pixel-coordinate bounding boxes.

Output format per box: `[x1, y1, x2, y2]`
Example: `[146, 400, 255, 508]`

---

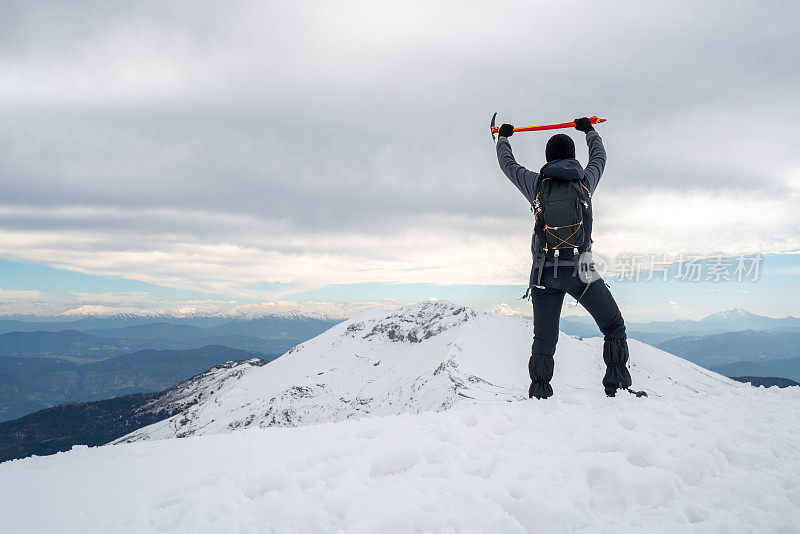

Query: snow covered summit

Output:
[117, 300, 740, 443]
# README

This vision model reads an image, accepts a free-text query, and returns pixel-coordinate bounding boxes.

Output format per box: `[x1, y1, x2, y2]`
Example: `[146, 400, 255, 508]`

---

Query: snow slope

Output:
[133, 358, 270, 428]
[116, 301, 741, 442]
[2, 386, 798, 533]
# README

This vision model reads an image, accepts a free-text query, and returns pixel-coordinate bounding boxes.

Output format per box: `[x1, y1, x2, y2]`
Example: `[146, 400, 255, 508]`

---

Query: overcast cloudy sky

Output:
[1, 0, 798, 320]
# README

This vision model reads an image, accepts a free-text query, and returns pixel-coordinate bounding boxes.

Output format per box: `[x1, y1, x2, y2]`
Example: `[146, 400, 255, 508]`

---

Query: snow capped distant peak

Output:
[343, 300, 478, 344]
[41, 301, 380, 321]
[209, 309, 332, 321]
[203, 301, 383, 320]
[702, 307, 757, 321]
[725, 307, 751, 317]
[491, 303, 524, 317]
[35, 306, 350, 321]
[58, 308, 184, 319]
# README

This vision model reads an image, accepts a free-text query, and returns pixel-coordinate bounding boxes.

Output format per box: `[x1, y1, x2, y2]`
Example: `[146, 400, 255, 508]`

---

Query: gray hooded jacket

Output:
[496, 130, 606, 204]
[496, 131, 607, 267]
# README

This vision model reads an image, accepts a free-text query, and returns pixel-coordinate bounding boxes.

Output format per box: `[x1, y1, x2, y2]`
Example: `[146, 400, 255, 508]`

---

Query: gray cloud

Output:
[1, 0, 799, 297]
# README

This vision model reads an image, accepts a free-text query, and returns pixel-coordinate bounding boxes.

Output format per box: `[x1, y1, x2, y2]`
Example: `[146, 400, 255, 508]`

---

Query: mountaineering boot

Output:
[529, 382, 554, 399]
[602, 338, 633, 396]
[529, 354, 554, 399]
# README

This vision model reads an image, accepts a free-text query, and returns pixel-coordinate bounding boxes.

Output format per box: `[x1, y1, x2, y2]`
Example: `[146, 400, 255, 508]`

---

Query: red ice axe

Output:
[490, 113, 606, 140]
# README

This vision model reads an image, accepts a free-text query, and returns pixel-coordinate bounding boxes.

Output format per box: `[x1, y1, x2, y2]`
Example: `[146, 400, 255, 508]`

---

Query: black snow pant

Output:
[529, 266, 632, 399]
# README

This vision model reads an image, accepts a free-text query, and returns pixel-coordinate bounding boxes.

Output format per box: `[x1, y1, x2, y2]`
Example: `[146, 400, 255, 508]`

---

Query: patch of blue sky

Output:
[0, 259, 205, 300]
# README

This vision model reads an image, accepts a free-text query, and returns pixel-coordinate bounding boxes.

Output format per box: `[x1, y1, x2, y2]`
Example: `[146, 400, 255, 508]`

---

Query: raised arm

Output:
[496, 136, 539, 205]
[573, 117, 607, 194]
[583, 131, 606, 194]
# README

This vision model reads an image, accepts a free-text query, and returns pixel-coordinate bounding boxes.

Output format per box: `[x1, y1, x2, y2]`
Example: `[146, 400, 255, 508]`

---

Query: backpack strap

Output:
[536, 256, 545, 287]
[574, 280, 591, 305]
[522, 250, 547, 300]
[553, 249, 559, 278]
[575, 178, 591, 197]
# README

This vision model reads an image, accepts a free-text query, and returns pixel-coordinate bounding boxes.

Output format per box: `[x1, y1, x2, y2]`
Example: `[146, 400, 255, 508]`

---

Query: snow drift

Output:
[2, 380, 799, 532]
[116, 301, 741, 443]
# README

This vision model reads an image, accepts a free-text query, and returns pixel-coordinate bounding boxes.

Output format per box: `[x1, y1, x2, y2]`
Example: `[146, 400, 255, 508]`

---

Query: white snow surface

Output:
[2, 388, 799, 533]
[2, 301, 799, 532]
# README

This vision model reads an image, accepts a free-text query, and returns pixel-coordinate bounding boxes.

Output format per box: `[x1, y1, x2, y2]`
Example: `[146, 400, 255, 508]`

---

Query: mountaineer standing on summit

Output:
[495, 117, 634, 399]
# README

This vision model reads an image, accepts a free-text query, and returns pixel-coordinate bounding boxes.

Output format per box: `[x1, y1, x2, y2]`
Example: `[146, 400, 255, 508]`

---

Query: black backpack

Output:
[533, 173, 593, 261]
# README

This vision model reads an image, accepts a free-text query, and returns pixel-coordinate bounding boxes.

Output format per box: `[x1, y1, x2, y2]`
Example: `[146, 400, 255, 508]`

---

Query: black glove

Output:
[574, 117, 594, 133]
[498, 123, 515, 138]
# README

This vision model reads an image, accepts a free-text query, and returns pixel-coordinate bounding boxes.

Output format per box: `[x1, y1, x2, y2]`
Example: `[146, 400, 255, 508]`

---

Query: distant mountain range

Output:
[0, 314, 341, 422]
[0, 315, 342, 358]
[0, 316, 344, 359]
[560, 309, 800, 373]
[713, 358, 800, 383]
[656, 331, 800, 368]
[0, 327, 304, 359]
[729, 376, 800, 388]
[0, 307, 352, 323]
[0, 346, 274, 422]
[562, 308, 800, 340]
[0, 330, 134, 360]
[0, 358, 268, 462]
[0, 314, 343, 338]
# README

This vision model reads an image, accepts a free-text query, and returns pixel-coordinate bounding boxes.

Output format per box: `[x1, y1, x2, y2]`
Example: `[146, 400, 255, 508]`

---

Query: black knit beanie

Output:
[545, 133, 576, 162]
